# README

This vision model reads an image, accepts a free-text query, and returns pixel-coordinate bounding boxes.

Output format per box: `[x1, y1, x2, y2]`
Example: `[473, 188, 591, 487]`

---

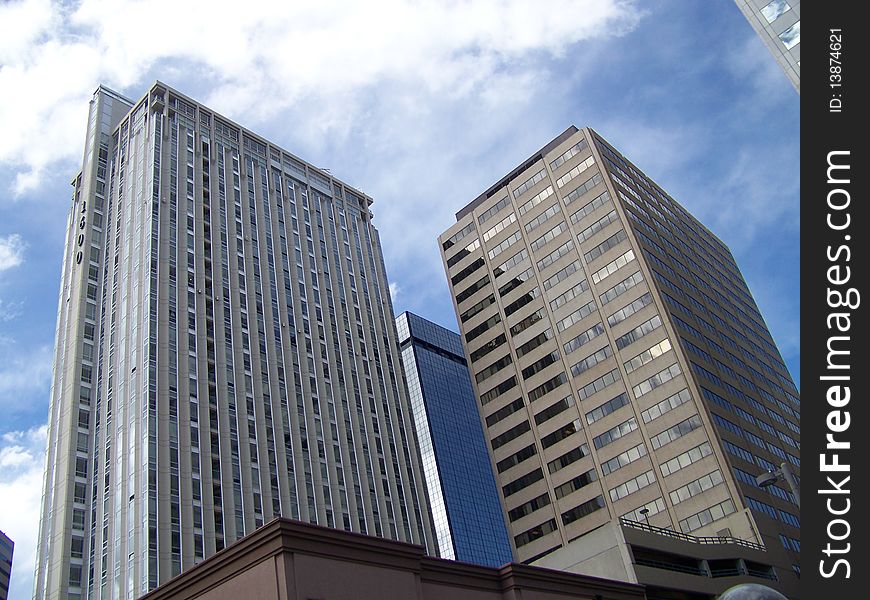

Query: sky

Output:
[0, 1, 799, 598]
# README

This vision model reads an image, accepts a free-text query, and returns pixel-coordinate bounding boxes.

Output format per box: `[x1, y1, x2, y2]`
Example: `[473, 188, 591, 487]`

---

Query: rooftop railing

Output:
[619, 518, 766, 552]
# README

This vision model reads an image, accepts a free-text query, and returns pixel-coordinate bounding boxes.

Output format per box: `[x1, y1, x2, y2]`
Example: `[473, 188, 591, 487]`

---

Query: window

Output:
[641, 388, 692, 423]
[513, 169, 547, 199]
[480, 376, 517, 405]
[578, 368, 621, 401]
[548, 443, 590, 474]
[486, 397, 526, 427]
[556, 300, 597, 333]
[556, 156, 596, 188]
[503, 468, 544, 497]
[476, 354, 513, 383]
[623, 338, 672, 373]
[550, 138, 589, 171]
[601, 443, 648, 476]
[585, 392, 629, 424]
[540, 418, 582, 449]
[615, 315, 662, 350]
[536, 240, 574, 272]
[633, 363, 682, 398]
[609, 470, 656, 502]
[497, 444, 538, 473]
[584, 229, 627, 264]
[593, 417, 638, 449]
[517, 329, 554, 358]
[570, 346, 612, 378]
[679, 499, 736, 533]
[550, 280, 589, 311]
[591, 250, 635, 284]
[661, 442, 727, 477]
[600, 271, 644, 305]
[525, 203, 561, 233]
[509, 492, 551, 522]
[478, 196, 512, 224]
[470, 333, 507, 363]
[442, 221, 475, 250]
[607, 292, 653, 327]
[669, 470, 724, 504]
[534, 394, 575, 426]
[779, 21, 800, 50]
[530, 221, 569, 253]
[577, 210, 619, 244]
[514, 518, 557, 547]
[564, 175, 605, 208]
[518, 186, 555, 215]
[528, 372, 568, 402]
[483, 212, 517, 242]
[491, 420, 531, 450]
[554, 469, 599, 499]
[760, 0, 790, 23]
[561, 495, 606, 525]
[650, 415, 702, 450]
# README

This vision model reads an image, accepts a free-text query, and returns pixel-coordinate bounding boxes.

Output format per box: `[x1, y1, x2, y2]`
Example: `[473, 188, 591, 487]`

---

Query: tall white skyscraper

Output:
[35, 83, 434, 600]
[734, 0, 800, 93]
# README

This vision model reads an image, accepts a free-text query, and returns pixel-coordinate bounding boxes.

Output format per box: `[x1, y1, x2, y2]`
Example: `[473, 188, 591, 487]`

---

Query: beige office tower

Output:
[439, 127, 800, 599]
[35, 83, 434, 600]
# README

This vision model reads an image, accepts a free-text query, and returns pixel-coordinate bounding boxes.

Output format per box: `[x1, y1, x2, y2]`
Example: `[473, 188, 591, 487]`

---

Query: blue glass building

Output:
[396, 312, 514, 567]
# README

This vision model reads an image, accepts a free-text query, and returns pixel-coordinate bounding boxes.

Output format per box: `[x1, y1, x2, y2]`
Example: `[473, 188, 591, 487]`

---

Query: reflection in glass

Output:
[760, 0, 790, 24]
[779, 21, 800, 50]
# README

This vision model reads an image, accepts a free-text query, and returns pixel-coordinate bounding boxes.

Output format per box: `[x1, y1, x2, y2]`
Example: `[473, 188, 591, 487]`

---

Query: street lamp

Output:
[639, 507, 650, 527]
[755, 462, 800, 509]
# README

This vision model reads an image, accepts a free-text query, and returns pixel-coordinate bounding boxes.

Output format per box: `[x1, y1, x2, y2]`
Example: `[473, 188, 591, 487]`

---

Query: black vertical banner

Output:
[803, 2, 868, 598]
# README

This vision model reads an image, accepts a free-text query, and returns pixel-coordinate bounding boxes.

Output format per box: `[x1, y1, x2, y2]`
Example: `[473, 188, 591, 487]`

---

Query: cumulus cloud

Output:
[0, 0, 643, 195]
[0, 425, 47, 600]
[0, 234, 26, 271]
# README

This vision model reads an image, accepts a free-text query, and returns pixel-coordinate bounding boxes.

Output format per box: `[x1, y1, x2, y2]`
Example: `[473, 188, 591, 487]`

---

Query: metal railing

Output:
[620, 517, 766, 551]
[746, 567, 778, 581]
[634, 557, 706, 576]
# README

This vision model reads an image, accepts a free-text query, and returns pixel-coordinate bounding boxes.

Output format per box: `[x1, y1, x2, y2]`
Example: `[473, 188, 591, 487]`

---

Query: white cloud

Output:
[0, 234, 26, 271]
[0, 425, 47, 600]
[0, 0, 643, 195]
[0, 299, 24, 322]
[389, 282, 401, 302]
[0, 343, 53, 410]
[723, 31, 795, 109]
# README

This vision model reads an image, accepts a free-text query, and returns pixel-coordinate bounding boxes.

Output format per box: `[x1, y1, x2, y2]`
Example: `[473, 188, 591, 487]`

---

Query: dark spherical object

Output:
[718, 583, 790, 600]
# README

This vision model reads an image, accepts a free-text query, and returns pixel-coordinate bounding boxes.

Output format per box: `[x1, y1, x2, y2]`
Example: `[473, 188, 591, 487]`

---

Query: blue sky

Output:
[0, 1, 798, 598]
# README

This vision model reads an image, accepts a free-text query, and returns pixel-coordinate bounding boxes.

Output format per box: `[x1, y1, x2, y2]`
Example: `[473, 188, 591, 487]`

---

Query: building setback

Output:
[396, 311, 513, 567]
[733, 0, 800, 93]
[0, 530, 12, 600]
[35, 83, 435, 600]
[438, 126, 800, 598]
[137, 517, 647, 600]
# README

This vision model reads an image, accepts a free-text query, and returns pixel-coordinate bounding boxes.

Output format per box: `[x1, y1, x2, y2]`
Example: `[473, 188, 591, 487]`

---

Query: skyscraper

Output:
[734, 0, 800, 93]
[0, 530, 12, 600]
[36, 83, 435, 600]
[395, 311, 513, 567]
[439, 126, 800, 598]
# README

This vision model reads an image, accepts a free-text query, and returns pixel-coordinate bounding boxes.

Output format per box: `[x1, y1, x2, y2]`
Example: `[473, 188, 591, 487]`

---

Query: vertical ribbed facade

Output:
[734, 0, 800, 93]
[439, 127, 799, 594]
[396, 312, 513, 567]
[35, 83, 434, 600]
